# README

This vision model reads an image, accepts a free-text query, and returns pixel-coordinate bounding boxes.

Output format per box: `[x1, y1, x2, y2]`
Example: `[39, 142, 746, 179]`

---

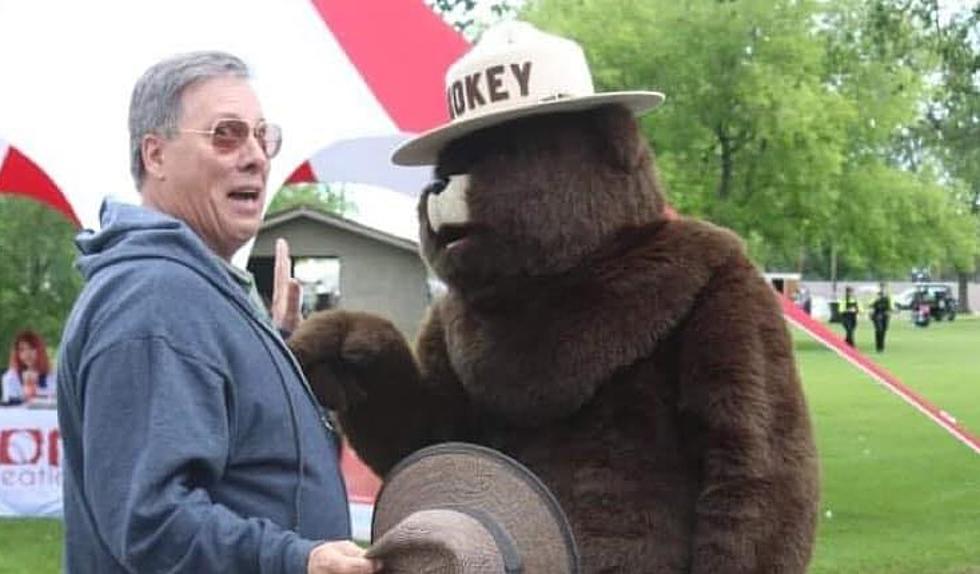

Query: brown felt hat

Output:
[366, 442, 580, 573]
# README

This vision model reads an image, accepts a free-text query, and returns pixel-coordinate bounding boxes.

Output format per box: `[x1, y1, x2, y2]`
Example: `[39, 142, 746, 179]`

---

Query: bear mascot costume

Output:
[289, 22, 819, 573]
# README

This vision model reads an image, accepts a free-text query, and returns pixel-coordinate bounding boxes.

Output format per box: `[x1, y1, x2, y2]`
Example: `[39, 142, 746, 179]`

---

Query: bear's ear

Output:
[588, 105, 647, 173]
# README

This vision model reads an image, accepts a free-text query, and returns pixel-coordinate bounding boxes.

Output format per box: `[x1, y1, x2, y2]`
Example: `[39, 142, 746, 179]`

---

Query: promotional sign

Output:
[0, 407, 62, 517]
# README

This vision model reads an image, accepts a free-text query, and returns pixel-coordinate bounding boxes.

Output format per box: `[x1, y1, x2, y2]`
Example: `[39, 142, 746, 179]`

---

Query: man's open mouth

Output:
[228, 187, 261, 202]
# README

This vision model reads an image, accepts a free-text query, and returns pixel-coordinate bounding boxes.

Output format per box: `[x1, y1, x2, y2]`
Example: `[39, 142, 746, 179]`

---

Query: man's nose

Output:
[239, 132, 269, 173]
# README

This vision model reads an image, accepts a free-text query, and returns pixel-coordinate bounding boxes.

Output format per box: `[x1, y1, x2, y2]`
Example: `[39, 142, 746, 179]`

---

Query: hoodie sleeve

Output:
[78, 335, 317, 574]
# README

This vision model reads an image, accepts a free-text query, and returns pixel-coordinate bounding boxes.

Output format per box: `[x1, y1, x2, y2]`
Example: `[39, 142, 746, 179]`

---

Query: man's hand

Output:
[272, 238, 303, 334]
[308, 541, 381, 574]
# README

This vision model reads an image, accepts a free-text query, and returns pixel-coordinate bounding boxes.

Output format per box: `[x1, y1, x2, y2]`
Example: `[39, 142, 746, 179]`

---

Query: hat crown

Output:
[444, 22, 595, 123]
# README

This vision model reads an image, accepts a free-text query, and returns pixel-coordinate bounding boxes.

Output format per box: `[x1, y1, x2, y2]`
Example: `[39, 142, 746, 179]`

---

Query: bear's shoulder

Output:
[650, 217, 748, 270]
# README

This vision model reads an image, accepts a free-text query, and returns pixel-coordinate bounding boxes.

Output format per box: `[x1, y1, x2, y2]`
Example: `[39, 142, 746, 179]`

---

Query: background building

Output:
[249, 206, 431, 340]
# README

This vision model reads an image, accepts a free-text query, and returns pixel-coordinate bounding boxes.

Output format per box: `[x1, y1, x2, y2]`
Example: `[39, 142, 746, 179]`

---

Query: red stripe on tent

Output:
[0, 146, 79, 227]
[780, 295, 980, 455]
[285, 161, 316, 184]
[339, 440, 381, 505]
[311, 0, 469, 133]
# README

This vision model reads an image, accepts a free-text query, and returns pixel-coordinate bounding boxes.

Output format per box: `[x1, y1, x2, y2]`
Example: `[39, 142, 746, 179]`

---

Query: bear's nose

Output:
[425, 178, 449, 196]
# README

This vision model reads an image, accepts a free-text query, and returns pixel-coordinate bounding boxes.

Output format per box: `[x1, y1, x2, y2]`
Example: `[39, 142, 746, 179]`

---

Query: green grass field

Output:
[800, 314, 980, 574]
[1, 316, 977, 573]
[0, 518, 60, 573]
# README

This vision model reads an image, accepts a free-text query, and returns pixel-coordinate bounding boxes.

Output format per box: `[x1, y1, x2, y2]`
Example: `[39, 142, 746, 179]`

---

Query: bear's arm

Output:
[344, 305, 472, 475]
[287, 310, 431, 474]
[676, 255, 819, 574]
[298, 307, 470, 476]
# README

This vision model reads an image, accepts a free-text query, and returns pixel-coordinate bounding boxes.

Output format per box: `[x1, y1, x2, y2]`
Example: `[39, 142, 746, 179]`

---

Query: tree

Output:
[833, 0, 979, 305]
[526, 0, 835, 265]
[266, 183, 357, 218]
[815, 0, 976, 281]
[426, 0, 522, 40]
[914, 1, 979, 311]
[523, 0, 977, 281]
[0, 195, 82, 356]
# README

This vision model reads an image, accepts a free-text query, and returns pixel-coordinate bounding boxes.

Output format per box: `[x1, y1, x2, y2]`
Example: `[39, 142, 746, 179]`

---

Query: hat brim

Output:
[371, 442, 580, 573]
[392, 91, 664, 166]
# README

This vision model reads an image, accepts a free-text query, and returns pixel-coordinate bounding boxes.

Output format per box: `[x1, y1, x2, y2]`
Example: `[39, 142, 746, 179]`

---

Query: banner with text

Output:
[0, 407, 62, 517]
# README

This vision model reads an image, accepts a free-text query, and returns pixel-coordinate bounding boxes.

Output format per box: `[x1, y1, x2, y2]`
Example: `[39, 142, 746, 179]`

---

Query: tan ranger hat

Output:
[392, 21, 664, 166]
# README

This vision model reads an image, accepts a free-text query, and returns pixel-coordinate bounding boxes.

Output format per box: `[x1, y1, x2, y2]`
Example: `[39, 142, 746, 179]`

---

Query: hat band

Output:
[447, 506, 524, 574]
[538, 93, 574, 103]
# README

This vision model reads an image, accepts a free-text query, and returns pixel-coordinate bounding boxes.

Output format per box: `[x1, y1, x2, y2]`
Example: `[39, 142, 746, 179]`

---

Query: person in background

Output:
[2, 330, 55, 405]
[870, 283, 892, 353]
[911, 284, 931, 327]
[56, 51, 379, 574]
[796, 286, 813, 316]
[840, 286, 860, 347]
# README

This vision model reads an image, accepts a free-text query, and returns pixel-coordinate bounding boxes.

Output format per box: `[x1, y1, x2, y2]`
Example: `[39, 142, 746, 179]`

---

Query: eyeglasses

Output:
[180, 118, 282, 159]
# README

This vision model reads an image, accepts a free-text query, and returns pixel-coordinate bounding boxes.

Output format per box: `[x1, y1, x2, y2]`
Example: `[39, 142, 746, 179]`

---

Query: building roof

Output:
[261, 205, 419, 254]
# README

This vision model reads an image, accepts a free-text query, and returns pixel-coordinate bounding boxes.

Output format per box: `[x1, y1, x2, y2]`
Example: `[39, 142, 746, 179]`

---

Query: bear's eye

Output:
[424, 178, 449, 196]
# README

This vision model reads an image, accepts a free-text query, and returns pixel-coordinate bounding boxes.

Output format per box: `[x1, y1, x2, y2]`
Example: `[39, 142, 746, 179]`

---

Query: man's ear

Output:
[141, 133, 167, 181]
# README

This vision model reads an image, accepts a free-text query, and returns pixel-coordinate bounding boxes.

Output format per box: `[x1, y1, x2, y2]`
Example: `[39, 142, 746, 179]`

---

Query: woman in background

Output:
[1, 330, 55, 404]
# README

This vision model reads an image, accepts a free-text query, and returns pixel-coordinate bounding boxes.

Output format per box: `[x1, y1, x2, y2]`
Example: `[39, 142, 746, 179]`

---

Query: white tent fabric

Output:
[0, 0, 400, 231]
[307, 134, 432, 194]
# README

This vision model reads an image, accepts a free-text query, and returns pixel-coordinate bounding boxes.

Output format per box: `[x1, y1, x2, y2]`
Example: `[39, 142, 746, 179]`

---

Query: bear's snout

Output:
[426, 174, 470, 234]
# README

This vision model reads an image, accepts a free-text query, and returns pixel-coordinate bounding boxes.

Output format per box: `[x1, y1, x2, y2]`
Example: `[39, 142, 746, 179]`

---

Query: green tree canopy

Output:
[427, 0, 521, 39]
[0, 195, 82, 356]
[912, 1, 979, 309]
[523, 0, 978, 280]
[266, 183, 357, 218]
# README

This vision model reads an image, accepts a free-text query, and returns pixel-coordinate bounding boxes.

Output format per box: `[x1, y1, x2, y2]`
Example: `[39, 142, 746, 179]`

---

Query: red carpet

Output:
[779, 294, 979, 455]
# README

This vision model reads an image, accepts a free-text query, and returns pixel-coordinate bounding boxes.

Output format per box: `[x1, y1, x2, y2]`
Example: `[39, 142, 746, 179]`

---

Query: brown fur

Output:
[289, 105, 819, 573]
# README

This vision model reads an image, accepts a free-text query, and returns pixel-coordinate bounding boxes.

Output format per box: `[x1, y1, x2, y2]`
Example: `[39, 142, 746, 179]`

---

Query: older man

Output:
[57, 51, 378, 574]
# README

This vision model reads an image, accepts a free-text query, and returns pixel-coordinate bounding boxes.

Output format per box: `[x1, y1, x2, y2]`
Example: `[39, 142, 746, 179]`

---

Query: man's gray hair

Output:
[128, 51, 250, 189]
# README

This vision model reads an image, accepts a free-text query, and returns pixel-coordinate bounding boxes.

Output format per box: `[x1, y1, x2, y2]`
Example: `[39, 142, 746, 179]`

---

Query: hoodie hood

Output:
[76, 200, 245, 306]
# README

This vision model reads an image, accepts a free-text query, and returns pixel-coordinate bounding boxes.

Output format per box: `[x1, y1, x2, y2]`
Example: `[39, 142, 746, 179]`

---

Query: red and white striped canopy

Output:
[0, 137, 78, 226]
[0, 0, 467, 230]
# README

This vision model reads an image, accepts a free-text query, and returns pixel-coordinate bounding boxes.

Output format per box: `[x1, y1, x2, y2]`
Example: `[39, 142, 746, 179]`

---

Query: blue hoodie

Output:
[57, 201, 350, 573]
